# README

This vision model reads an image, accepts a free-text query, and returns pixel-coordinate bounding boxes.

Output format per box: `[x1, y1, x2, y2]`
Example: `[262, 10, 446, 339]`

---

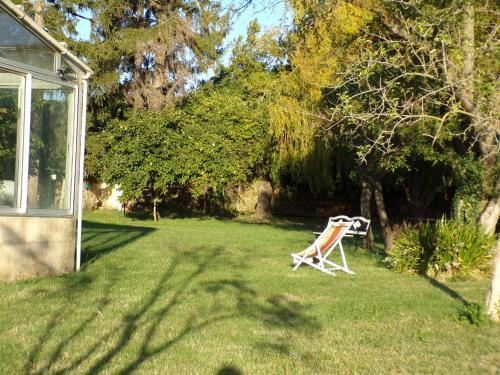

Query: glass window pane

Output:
[60, 57, 79, 79]
[28, 79, 74, 210]
[0, 70, 23, 208]
[0, 8, 55, 71]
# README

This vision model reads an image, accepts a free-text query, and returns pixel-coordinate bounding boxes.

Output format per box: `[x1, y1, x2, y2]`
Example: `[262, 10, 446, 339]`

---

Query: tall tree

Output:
[12, 0, 91, 41]
[326, 0, 499, 316]
[268, 0, 372, 199]
[86, 0, 229, 111]
[83, 0, 231, 192]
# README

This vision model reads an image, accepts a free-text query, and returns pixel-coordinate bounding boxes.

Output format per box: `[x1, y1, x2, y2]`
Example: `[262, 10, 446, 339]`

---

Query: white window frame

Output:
[0, 60, 79, 218]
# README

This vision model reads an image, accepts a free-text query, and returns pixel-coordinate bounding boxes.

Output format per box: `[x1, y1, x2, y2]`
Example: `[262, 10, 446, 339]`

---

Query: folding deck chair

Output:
[291, 221, 354, 276]
[313, 215, 371, 250]
[313, 216, 371, 237]
[329, 215, 371, 238]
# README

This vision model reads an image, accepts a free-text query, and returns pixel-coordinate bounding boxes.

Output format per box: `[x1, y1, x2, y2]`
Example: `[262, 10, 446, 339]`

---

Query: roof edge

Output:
[0, 0, 93, 77]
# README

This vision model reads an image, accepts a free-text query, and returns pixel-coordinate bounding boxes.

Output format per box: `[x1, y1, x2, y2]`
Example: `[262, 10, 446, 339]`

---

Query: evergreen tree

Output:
[86, 0, 229, 111]
[12, 0, 91, 42]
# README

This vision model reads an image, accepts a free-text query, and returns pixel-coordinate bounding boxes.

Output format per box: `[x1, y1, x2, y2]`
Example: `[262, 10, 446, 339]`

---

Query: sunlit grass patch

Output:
[0, 210, 498, 374]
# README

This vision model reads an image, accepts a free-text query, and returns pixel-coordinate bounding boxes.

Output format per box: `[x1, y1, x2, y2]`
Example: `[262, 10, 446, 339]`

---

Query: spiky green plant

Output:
[387, 218, 495, 279]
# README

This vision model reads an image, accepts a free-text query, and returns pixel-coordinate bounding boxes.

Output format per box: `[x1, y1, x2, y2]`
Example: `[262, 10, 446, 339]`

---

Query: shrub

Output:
[385, 223, 423, 274]
[387, 218, 495, 279]
[430, 218, 495, 278]
[452, 154, 484, 225]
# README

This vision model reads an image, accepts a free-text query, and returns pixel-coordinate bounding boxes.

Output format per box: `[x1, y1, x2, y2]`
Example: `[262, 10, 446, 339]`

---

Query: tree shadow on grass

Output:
[336, 222, 472, 316]
[24, 273, 115, 375]
[124, 206, 237, 221]
[216, 365, 242, 375]
[24, 243, 321, 374]
[235, 214, 324, 232]
[81, 220, 156, 265]
[126, 209, 324, 234]
[422, 274, 468, 306]
[419, 274, 485, 324]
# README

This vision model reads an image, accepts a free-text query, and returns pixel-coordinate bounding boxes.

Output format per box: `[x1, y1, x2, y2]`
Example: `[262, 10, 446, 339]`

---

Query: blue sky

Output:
[222, 0, 290, 64]
[224, 1, 289, 42]
[74, 1, 289, 83]
[75, 0, 289, 60]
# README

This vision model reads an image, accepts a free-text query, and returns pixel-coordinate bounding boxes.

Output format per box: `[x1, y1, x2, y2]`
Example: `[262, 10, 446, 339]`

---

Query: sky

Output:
[221, 0, 290, 64]
[224, 1, 289, 43]
[75, 0, 290, 65]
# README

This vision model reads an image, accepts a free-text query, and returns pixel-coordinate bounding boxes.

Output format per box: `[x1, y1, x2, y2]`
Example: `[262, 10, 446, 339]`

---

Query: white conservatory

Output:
[0, 0, 91, 280]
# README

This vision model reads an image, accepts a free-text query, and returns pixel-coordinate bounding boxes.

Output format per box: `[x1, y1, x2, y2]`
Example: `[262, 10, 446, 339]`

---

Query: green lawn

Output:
[0, 211, 499, 374]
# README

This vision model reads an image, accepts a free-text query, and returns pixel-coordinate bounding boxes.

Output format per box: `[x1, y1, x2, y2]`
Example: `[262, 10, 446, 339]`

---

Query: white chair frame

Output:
[292, 221, 354, 276]
[328, 215, 371, 237]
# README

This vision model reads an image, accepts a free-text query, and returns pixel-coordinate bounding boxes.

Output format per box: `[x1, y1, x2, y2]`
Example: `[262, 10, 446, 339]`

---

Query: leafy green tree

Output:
[78, 0, 231, 187]
[267, 1, 373, 199]
[181, 83, 269, 206]
[90, 72, 270, 219]
[222, 19, 284, 219]
[322, 0, 499, 317]
[93, 108, 184, 221]
[332, 0, 498, 227]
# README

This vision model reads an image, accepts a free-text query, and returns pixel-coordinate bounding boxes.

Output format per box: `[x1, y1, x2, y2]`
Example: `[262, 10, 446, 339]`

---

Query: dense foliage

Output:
[387, 219, 495, 278]
[83, 18, 275, 217]
[86, 67, 271, 217]
[26, 0, 499, 313]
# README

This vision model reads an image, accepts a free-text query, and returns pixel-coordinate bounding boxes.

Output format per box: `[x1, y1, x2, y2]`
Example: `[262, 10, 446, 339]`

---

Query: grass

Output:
[0, 210, 499, 374]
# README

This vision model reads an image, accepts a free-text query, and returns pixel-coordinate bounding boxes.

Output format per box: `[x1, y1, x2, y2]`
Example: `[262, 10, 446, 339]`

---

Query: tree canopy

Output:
[28, 0, 499, 318]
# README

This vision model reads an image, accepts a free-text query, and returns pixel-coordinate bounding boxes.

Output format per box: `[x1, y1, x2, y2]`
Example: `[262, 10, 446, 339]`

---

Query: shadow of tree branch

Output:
[25, 235, 321, 374]
[81, 220, 156, 265]
[422, 274, 469, 306]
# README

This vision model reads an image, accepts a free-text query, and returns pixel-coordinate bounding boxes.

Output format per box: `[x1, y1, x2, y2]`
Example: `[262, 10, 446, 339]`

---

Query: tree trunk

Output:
[462, 3, 498, 164]
[479, 176, 500, 235]
[486, 239, 500, 321]
[373, 180, 393, 251]
[255, 180, 273, 221]
[360, 180, 374, 250]
[461, 3, 475, 113]
[153, 200, 158, 222]
[203, 189, 208, 216]
[33, 0, 45, 28]
[456, 3, 498, 165]
[458, 3, 500, 322]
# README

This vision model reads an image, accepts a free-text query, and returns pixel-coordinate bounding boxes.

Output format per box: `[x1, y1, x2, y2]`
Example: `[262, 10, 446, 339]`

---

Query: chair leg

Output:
[292, 244, 318, 271]
[310, 257, 336, 276]
[338, 242, 354, 274]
